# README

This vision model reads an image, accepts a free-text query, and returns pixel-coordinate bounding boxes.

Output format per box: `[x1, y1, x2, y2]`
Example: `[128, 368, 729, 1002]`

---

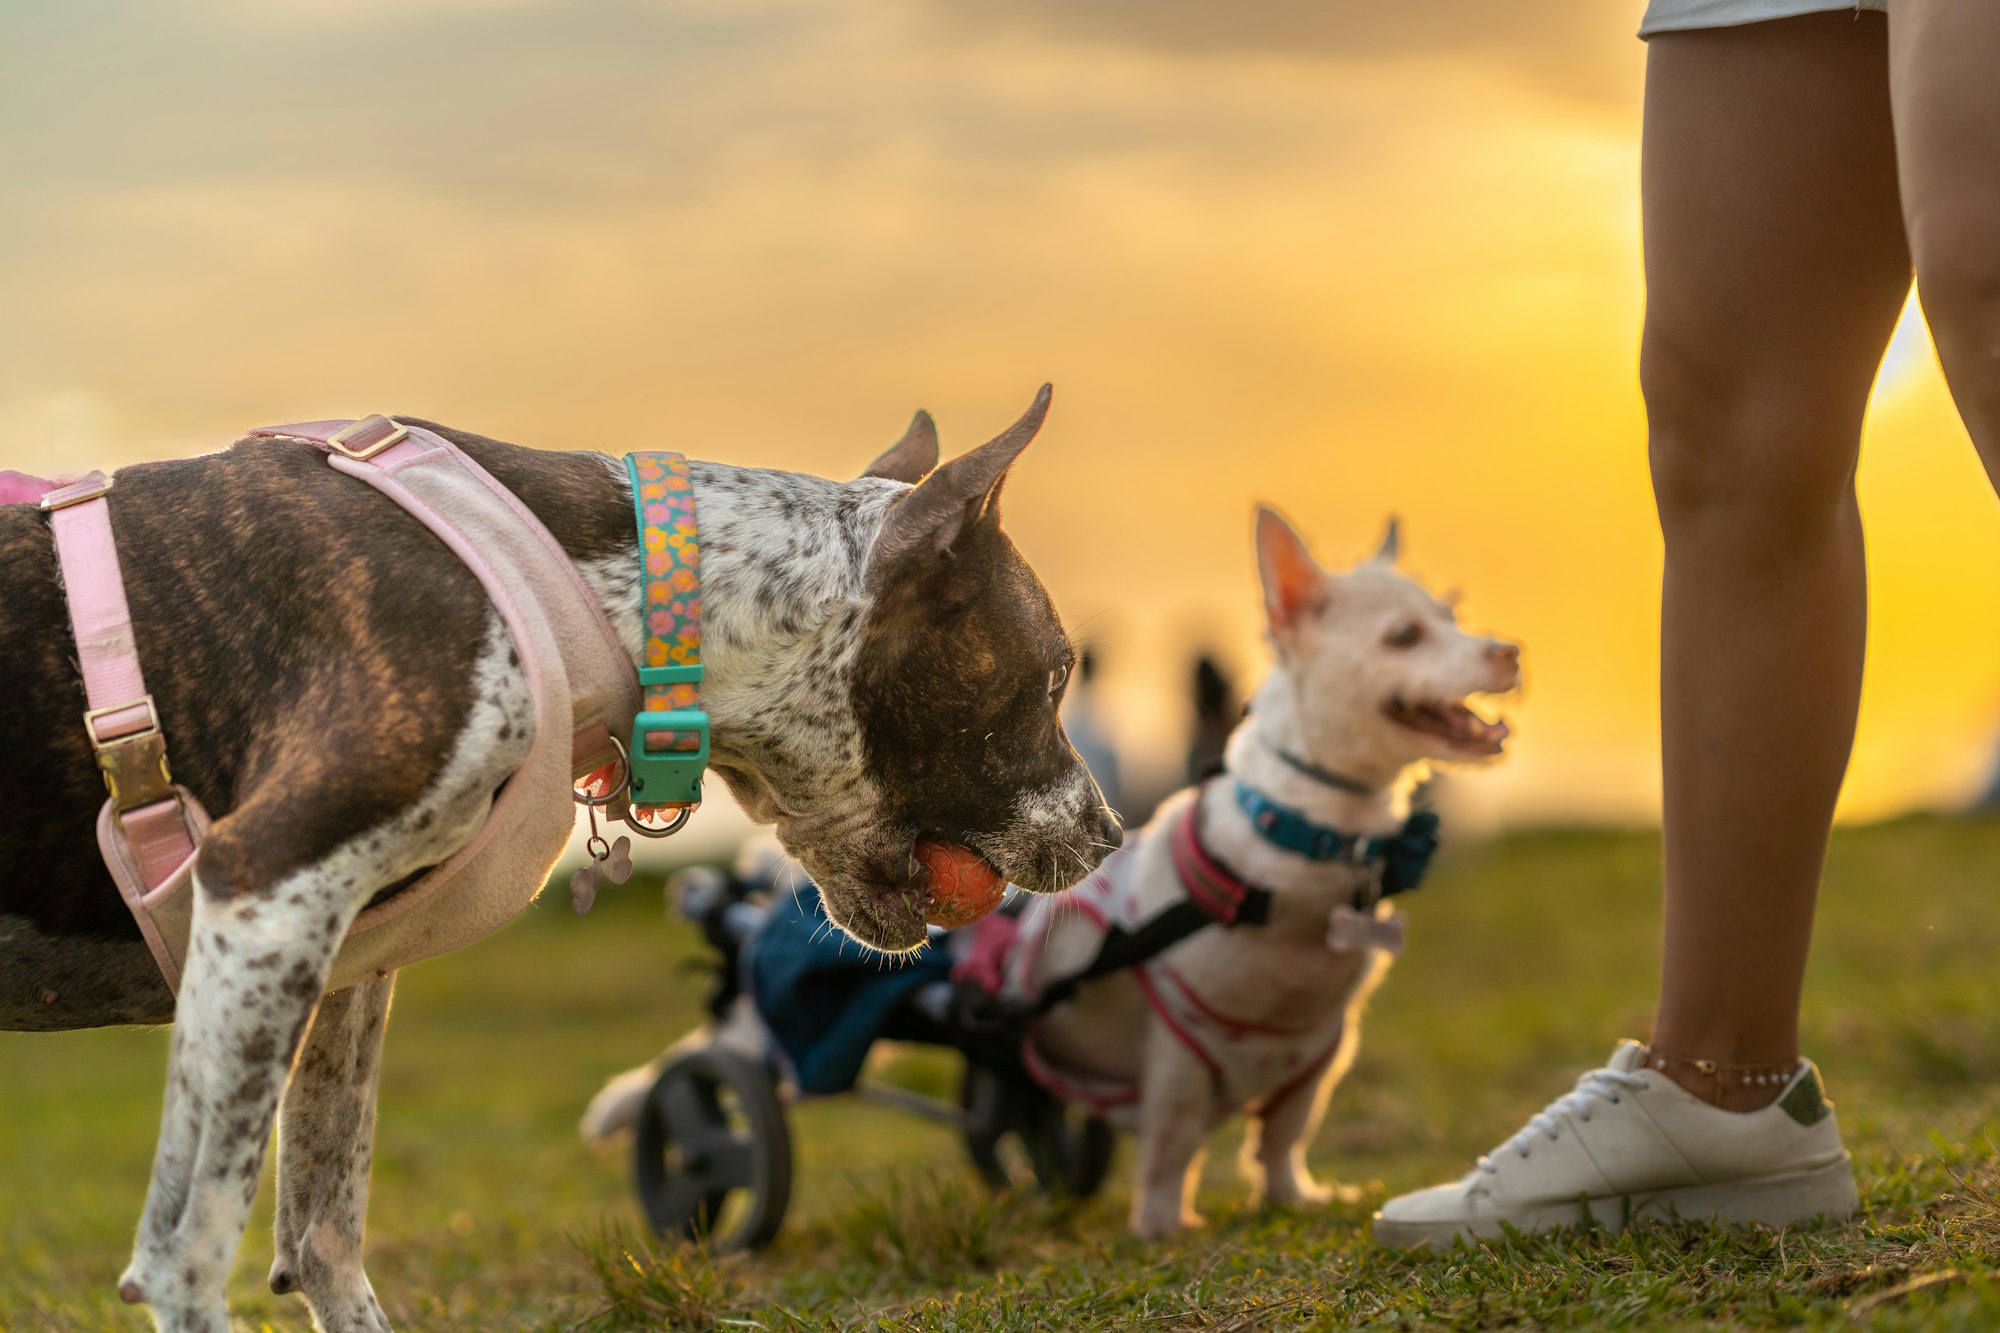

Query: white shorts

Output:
[1641, 0, 1886, 38]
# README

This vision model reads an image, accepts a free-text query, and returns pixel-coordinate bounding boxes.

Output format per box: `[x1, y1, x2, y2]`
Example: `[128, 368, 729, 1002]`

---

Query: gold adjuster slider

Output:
[328, 415, 410, 462]
[83, 696, 176, 811]
[38, 474, 114, 512]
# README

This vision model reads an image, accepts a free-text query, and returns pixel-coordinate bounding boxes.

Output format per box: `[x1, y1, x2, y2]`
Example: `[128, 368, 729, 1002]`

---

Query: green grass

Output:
[4, 815, 1998, 1330]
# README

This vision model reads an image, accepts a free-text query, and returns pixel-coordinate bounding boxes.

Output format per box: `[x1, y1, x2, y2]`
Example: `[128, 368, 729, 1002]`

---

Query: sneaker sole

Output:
[1370, 1153, 1859, 1250]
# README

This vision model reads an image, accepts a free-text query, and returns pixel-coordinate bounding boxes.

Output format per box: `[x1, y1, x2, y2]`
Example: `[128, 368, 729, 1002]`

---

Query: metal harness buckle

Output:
[327, 415, 410, 462]
[38, 474, 113, 513]
[83, 695, 176, 811]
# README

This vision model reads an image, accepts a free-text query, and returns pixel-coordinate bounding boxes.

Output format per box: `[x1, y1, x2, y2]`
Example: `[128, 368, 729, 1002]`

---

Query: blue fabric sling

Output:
[746, 890, 954, 1096]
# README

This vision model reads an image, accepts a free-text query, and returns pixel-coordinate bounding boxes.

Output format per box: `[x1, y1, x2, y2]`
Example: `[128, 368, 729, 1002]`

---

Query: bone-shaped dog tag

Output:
[603, 836, 633, 885]
[569, 864, 600, 916]
[1327, 904, 1407, 956]
[570, 835, 634, 915]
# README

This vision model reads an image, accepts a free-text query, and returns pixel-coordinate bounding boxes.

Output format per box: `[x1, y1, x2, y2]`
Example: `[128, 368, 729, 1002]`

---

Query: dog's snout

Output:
[1098, 809, 1125, 852]
[1486, 641, 1521, 670]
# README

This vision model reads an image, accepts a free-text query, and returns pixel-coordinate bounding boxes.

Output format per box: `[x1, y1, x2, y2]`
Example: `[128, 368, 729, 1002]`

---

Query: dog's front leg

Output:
[119, 868, 373, 1333]
[269, 973, 396, 1333]
[1130, 1023, 1220, 1238]
[1241, 1031, 1357, 1209]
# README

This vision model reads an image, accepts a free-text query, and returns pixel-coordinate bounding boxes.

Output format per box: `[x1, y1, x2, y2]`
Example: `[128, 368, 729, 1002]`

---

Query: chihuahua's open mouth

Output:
[1383, 694, 1511, 757]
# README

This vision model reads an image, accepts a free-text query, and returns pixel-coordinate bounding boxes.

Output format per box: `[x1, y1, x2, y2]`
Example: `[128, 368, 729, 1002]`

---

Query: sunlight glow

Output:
[4, 1, 1996, 827]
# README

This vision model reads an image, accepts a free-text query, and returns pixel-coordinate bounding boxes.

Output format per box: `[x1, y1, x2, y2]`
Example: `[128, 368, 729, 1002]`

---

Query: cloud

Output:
[193, 0, 563, 30]
[0, 2, 807, 204]
[16, 0, 1992, 822]
[905, 0, 1641, 106]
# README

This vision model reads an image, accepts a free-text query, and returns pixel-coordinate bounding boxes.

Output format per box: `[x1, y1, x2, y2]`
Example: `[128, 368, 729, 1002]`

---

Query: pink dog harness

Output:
[36, 470, 210, 988]
[20, 416, 643, 992]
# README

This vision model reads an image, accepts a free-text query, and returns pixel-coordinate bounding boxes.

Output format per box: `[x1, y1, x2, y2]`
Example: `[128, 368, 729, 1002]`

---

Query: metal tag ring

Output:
[573, 734, 631, 808]
[626, 804, 695, 839]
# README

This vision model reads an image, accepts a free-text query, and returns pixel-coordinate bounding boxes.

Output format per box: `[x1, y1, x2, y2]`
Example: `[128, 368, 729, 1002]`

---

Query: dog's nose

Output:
[1098, 810, 1125, 852]
[1486, 641, 1521, 670]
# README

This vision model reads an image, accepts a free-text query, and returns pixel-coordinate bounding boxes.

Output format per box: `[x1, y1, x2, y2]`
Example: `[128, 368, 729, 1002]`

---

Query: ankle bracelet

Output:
[1641, 1045, 1800, 1090]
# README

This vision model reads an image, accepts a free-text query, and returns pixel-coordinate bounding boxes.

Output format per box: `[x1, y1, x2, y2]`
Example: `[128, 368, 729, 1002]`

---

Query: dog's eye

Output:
[1048, 662, 1070, 697]
[1385, 622, 1424, 649]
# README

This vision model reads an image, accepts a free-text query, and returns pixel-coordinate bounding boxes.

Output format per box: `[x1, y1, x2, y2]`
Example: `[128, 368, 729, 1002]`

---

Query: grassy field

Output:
[4, 815, 1999, 1331]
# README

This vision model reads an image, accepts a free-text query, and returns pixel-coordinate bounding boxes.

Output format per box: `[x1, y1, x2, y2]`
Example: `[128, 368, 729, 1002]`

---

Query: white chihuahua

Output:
[1009, 507, 1522, 1237]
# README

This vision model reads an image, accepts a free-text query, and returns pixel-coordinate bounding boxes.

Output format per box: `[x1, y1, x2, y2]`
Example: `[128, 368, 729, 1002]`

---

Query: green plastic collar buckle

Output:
[630, 664, 709, 807]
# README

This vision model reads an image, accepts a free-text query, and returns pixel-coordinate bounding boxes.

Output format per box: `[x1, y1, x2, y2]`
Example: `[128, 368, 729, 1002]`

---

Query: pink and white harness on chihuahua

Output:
[982, 788, 1429, 1123]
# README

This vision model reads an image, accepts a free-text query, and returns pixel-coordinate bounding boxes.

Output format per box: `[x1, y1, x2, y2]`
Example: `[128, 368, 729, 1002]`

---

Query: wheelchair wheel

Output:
[960, 1063, 1115, 1199]
[633, 1047, 792, 1252]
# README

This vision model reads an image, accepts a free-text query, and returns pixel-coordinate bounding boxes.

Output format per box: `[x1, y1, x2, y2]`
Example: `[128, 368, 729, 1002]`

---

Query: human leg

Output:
[1890, 0, 2000, 494]
[1375, 11, 1911, 1243]
[1641, 11, 1912, 1108]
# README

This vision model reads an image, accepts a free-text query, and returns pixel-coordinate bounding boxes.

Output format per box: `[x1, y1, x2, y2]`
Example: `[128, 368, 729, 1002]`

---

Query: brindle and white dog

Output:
[0, 389, 1117, 1332]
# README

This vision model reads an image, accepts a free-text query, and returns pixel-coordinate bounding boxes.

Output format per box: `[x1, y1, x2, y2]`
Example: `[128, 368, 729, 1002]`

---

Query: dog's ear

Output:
[859, 410, 939, 484]
[1371, 516, 1401, 566]
[865, 384, 1050, 588]
[1255, 505, 1327, 636]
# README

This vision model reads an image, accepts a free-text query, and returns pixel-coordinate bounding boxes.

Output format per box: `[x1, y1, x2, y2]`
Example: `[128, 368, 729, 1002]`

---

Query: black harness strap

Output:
[1009, 801, 1274, 1021]
[1027, 887, 1271, 1016]
[959, 786, 1434, 1035]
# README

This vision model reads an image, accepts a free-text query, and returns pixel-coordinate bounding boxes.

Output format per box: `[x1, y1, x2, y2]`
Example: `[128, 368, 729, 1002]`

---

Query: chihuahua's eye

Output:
[1385, 622, 1424, 649]
[1049, 662, 1070, 697]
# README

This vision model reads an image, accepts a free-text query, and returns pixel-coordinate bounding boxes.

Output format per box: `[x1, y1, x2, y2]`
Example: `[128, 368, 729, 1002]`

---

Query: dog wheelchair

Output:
[626, 852, 1116, 1253]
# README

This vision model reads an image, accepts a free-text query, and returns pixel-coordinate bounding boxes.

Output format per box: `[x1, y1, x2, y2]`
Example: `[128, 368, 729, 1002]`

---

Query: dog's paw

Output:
[126, 1293, 232, 1333]
[119, 1261, 232, 1333]
[1272, 1179, 1364, 1209]
[305, 1287, 395, 1333]
[1266, 1180, 1332, 1208]
[269, 1255, 393, 1332]
[1129, 1207, 1206, 1239]
[145, 1308, 233, 1333]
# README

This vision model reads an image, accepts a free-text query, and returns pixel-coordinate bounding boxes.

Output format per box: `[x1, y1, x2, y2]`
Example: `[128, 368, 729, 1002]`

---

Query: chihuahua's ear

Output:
[1255, 505, 1327, 636]
[865, 385, 1050, 589]
[859, 410, 939, 484]
[1370, 516, 1401, 565]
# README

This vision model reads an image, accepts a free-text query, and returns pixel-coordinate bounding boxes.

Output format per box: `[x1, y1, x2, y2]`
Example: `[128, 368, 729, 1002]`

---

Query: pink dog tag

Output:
[1327, 904, 1406, 956]
[569, 835, 633, 915]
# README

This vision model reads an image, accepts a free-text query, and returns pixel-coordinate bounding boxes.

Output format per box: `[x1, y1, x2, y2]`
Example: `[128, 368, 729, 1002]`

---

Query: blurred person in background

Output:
[1062, 648, 1125, 821]
[1977, 751, 2000, 812]
[1185, 653, 1239, 785]
[1977, 713, 2000, 811]
[1376, 0, 2000, 1246]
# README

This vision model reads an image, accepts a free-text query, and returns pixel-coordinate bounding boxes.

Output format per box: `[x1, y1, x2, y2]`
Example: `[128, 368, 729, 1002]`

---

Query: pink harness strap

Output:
[51, 415, 638, 994]
[249, 417, 636, 707]
[41, 472, 206, 990]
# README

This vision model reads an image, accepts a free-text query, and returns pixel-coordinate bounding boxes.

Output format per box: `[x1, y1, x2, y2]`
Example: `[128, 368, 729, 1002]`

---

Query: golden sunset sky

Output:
[5, 0, 1998, 830]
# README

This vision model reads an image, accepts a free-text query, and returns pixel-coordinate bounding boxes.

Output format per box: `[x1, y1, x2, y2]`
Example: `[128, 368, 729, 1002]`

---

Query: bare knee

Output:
[1911, 208, 2000, 401]
[1641, 331, 1865, 547]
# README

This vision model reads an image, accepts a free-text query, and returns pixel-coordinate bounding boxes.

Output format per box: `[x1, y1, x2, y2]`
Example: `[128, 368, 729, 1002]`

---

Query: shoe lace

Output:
[1477, 1068, 1651, 1174]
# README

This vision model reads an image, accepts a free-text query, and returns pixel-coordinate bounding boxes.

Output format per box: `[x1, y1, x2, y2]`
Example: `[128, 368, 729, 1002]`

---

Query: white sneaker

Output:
[1372, 1040, 1858, 1249]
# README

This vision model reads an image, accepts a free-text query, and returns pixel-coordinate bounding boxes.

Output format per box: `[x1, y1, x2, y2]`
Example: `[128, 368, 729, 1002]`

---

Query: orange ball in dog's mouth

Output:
[915, 838, 1007, 929]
